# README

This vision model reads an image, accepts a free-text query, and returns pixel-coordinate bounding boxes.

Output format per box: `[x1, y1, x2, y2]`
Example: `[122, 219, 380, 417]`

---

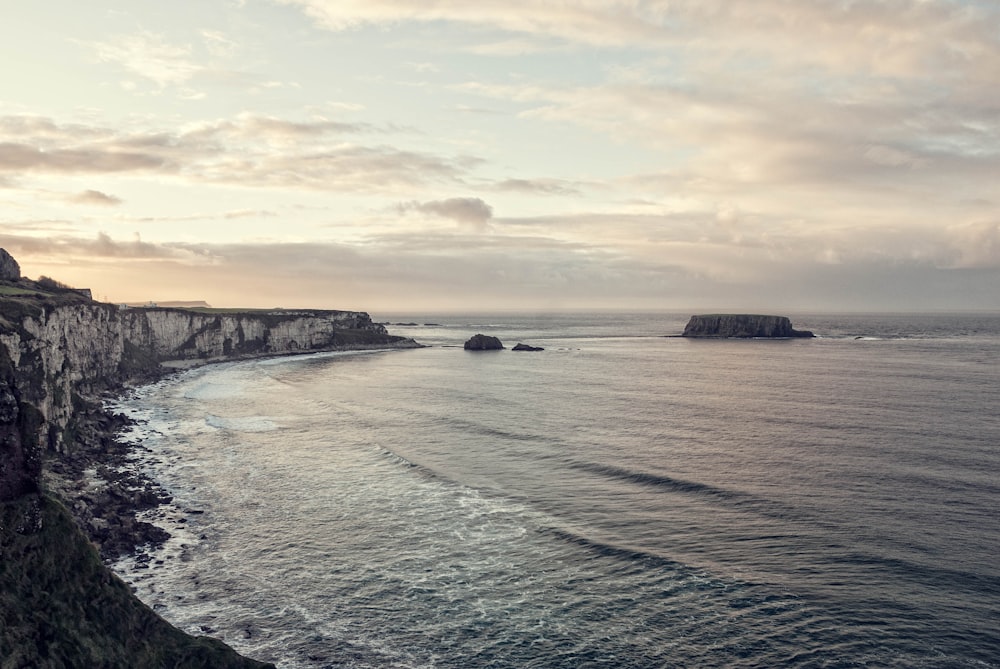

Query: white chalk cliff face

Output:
[1, 303, 415, 459]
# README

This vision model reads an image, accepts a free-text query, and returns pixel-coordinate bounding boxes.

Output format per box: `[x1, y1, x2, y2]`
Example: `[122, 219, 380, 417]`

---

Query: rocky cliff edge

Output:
[0, 253, 420, 668]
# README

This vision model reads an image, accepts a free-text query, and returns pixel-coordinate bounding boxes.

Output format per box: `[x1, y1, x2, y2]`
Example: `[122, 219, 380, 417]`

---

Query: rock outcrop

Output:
[0, 353, 41, 501]
[512, 343, 544, 351]
[0, 248, 19, 280]
[682, 314, 814, 338]
[464, 333, 504, 350]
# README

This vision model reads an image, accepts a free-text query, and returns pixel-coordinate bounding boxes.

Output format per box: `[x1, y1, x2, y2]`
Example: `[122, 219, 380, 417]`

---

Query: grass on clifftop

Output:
[180, 307, 278, 314]
[0, 281, 95, 331]
[0, 495, 274, 669]
[0, 286, 44, 297]
[177, 306, 351, 316]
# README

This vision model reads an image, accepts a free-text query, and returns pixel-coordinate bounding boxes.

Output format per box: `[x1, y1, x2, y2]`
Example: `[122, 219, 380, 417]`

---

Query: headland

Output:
[0, 248, 419, 667]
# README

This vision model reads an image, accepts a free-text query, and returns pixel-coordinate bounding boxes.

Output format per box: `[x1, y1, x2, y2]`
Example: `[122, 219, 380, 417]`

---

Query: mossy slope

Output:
[0, 495, 274, 669]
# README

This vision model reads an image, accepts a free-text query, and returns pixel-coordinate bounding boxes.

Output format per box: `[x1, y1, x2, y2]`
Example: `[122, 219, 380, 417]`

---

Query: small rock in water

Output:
[464, 333, 504, 350]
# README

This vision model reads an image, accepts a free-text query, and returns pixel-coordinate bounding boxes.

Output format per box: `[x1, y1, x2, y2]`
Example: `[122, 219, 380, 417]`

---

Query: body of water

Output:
[112, 312, 1000, 667]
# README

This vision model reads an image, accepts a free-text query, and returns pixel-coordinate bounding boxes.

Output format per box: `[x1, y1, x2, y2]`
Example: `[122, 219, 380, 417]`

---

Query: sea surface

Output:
[111, 312, 1000, 668]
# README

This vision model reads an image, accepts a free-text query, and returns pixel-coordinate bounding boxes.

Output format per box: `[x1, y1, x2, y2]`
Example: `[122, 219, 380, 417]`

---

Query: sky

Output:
[1, 1, 999, 313]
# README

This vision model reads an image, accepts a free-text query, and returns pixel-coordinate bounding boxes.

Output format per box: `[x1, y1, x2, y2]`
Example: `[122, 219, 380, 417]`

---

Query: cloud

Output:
[0, 231, 209, 262]
[863, 145, 928, 169]
[290, 1, 998, 212]
[459, 62, 997, 224]
[199, 113, 373, 140]
[0, 114, 476, 193]
[78, 29, 299, 98]
[0, 141, 168, 173]
[82, 31, 202, 89]
[71, 190, 122, 207]
[278, 0, 1000, 82]
[399, 197, 494, 229]
[947, 220, 1000, 269]
[203, 144, 470, 192]
[325, 101, 367, 112]
[453, 104, 503, 115]
[201, 30, 238, 58]
[405, 61, 440, 73]
[6, 2, 998, 311]
[275, 0, 669, 47]
[492, 178, 580, 196]
[222, 208, 278, 220]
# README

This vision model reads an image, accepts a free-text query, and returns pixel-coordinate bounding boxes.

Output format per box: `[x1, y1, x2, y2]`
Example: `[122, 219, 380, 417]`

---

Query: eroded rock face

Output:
[464, 334, 504, 350]
[0, 368, 40, 502]
[681, 314, 814, 338]
[0, 248, 20, 281]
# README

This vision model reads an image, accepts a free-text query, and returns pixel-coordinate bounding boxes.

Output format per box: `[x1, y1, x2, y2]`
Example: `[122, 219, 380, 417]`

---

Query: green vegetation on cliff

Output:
[0, 494, 273, 669]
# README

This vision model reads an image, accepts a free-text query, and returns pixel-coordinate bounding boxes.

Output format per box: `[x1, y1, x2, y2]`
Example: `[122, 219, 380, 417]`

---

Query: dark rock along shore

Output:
[0, 248, 422, 668]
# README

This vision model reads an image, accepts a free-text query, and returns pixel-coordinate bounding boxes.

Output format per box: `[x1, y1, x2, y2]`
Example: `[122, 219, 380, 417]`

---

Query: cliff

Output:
[682, 314, 814, 338]
[0, 255, 419, 668]
[2, 298, 418, 460]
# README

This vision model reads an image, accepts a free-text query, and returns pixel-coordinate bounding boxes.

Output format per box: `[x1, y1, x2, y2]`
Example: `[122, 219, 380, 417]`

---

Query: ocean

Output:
[110, 312, 1000, 668]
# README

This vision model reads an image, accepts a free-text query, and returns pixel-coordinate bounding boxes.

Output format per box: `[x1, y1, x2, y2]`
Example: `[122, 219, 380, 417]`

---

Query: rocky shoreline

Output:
[0, 247, 422, 667]
[51, 348, 422, 565]
[43, 394, 173, 563]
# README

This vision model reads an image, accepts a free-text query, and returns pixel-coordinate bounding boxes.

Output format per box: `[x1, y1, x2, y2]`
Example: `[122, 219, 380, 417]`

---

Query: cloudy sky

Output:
[2, 1, 998, 312]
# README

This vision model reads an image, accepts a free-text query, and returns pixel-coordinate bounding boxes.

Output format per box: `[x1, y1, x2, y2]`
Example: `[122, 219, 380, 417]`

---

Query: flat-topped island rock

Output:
[682, 314, 814, 338]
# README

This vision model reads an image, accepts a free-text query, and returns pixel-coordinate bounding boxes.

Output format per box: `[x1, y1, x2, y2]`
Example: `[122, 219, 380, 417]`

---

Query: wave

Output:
[568, 459, 760, 504]
[204, 414, 279, 432]
[372, 443, 417, 469]
[836, 550, 1000, 599]
[539, 524, 692, 572]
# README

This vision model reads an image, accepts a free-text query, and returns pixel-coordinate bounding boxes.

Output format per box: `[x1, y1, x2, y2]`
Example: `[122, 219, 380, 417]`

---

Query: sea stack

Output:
[681, 314, 814, 338]
[464, 334, 504, 350]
